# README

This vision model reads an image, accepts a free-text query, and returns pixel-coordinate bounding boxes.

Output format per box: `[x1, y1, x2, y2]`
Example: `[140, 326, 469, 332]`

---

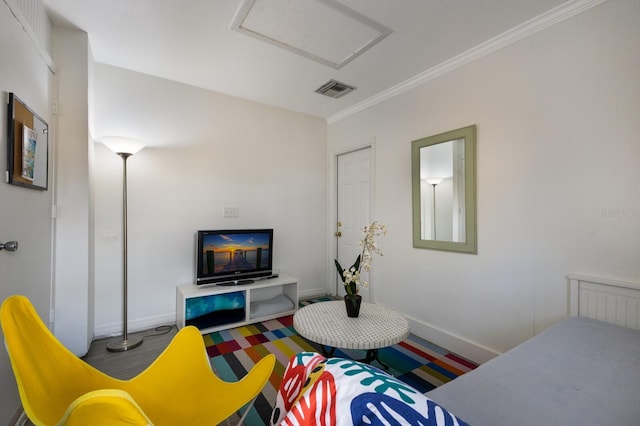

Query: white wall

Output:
[52, 25, 93, 356]
[328, 0, 640, 362]
[0, 1, 54, 422]
[91, 64, 328, 336]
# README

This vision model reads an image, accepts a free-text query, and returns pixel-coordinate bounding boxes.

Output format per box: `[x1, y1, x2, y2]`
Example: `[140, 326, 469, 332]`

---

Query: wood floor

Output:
[82, 324, 178, 379]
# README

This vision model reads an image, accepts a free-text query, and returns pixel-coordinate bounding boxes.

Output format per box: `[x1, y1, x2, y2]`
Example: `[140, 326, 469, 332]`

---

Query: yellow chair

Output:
[1, 295, 276, 425]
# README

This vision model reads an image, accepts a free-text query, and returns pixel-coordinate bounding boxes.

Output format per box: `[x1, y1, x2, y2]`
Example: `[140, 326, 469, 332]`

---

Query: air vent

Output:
[315, 80, 356, 99]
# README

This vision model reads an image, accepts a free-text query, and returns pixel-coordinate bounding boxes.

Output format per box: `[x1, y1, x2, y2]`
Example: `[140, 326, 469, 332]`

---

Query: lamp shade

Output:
[99, 136, 145, 155]
[425, 177, 445, 186]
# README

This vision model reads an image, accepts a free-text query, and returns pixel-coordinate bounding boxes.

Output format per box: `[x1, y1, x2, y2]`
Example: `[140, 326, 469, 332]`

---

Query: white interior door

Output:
[336, 147, 372, 301]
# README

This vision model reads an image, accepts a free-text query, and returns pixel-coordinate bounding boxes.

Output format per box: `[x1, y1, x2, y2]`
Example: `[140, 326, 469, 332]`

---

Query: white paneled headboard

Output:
[569, 274, 640, 330]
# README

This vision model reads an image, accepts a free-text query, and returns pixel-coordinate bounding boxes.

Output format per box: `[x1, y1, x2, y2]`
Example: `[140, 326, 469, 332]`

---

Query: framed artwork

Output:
[6, 92, 48, 190]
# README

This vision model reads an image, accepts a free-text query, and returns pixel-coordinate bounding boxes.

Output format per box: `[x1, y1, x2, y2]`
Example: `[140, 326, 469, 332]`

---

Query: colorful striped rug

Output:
[204, 298, 477, 425]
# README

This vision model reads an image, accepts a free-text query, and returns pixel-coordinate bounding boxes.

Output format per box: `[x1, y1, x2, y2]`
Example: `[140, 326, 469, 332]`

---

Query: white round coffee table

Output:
[293, 300, 410, 369]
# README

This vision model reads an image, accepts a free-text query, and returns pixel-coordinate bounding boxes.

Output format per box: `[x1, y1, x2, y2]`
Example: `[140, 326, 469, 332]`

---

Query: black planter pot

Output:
[344, 295, 362, 318]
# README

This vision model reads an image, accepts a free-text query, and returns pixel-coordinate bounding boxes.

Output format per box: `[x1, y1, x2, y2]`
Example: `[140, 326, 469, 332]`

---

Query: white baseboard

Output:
[92, 300, 498, 365]
[93, 312, 176, 339]
[406, 314, 499, 365]
[93, 285, 327, 339]
[298, 287, 330, 300]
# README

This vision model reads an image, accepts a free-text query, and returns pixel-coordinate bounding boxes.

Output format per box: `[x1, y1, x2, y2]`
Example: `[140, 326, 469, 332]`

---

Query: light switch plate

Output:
[224, 207, 239, 218]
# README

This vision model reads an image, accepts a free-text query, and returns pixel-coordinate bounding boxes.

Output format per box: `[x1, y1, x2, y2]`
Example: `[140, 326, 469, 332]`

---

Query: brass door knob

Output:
[335, 231, 342, 237]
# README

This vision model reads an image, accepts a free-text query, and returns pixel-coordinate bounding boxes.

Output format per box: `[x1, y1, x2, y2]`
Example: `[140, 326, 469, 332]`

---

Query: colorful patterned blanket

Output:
[271, 352, 468, 425]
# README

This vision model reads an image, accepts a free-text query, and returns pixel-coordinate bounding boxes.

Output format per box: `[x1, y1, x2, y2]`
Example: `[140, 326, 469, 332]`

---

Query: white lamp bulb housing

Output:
[99, 136, 145, 156]
[425, 177, 445, 186]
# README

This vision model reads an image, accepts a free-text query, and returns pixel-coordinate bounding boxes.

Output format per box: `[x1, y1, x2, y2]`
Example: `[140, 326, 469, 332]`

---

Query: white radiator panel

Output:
[569, 275, 640, 330]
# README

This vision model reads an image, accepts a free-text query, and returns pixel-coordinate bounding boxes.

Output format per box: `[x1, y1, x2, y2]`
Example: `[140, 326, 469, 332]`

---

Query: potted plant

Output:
[334, 222, 386, 317]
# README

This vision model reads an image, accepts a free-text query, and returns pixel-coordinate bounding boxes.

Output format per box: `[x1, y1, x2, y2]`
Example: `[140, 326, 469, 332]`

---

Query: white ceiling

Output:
[43, 0, 589, 121]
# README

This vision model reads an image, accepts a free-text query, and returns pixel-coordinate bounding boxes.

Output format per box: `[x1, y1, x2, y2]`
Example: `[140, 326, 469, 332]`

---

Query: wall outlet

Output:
[224, 207, 239, 218]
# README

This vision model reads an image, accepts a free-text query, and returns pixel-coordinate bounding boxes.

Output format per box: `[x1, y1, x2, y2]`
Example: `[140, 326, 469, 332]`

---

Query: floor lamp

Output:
[100, 136, 145, 352]
[425, 177, 444, 240]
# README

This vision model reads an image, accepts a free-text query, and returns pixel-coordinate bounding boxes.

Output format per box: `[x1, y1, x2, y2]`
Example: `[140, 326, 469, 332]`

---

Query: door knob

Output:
[0, 241, 18, 252]
[335, 231, 342, 237]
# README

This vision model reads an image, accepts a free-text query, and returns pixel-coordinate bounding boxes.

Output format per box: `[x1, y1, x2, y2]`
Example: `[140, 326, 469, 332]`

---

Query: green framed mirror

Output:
[411, 125, 477, 254]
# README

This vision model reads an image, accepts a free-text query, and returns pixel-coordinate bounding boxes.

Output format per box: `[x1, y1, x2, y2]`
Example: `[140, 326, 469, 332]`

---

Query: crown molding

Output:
[327, 0, 609, 124]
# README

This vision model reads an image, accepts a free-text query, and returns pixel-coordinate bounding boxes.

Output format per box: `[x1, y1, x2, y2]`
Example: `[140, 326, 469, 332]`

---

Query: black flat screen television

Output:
[196, 229, 274, 286]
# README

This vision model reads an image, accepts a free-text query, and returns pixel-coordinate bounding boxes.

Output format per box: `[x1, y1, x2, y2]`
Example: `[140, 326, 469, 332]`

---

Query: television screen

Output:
[196, 229, 273, 285]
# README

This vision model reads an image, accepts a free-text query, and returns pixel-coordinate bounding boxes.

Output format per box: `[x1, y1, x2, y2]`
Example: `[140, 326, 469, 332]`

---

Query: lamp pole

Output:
[100, 137, 145, 352]
[431, 183, 437, 240]
[425, 177, 444, 240]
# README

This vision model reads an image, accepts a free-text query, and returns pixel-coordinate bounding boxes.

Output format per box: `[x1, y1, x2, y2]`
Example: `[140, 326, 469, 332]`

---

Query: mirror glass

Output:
[412, 125, 476, 253]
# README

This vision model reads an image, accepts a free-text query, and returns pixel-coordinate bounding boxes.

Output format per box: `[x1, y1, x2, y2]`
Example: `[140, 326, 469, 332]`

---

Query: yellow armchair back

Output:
[1, 295, 275, 425]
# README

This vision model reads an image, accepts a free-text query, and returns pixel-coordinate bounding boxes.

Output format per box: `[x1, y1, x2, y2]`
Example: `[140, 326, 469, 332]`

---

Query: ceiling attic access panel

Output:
[230, 0, 393, 69]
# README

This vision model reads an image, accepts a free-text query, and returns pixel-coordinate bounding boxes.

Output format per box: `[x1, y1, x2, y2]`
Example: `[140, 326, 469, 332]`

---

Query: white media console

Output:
[176, 275, 298, 334]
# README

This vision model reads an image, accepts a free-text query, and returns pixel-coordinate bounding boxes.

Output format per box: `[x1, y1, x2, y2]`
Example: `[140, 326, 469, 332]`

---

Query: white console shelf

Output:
[177, 275, 298, 334]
